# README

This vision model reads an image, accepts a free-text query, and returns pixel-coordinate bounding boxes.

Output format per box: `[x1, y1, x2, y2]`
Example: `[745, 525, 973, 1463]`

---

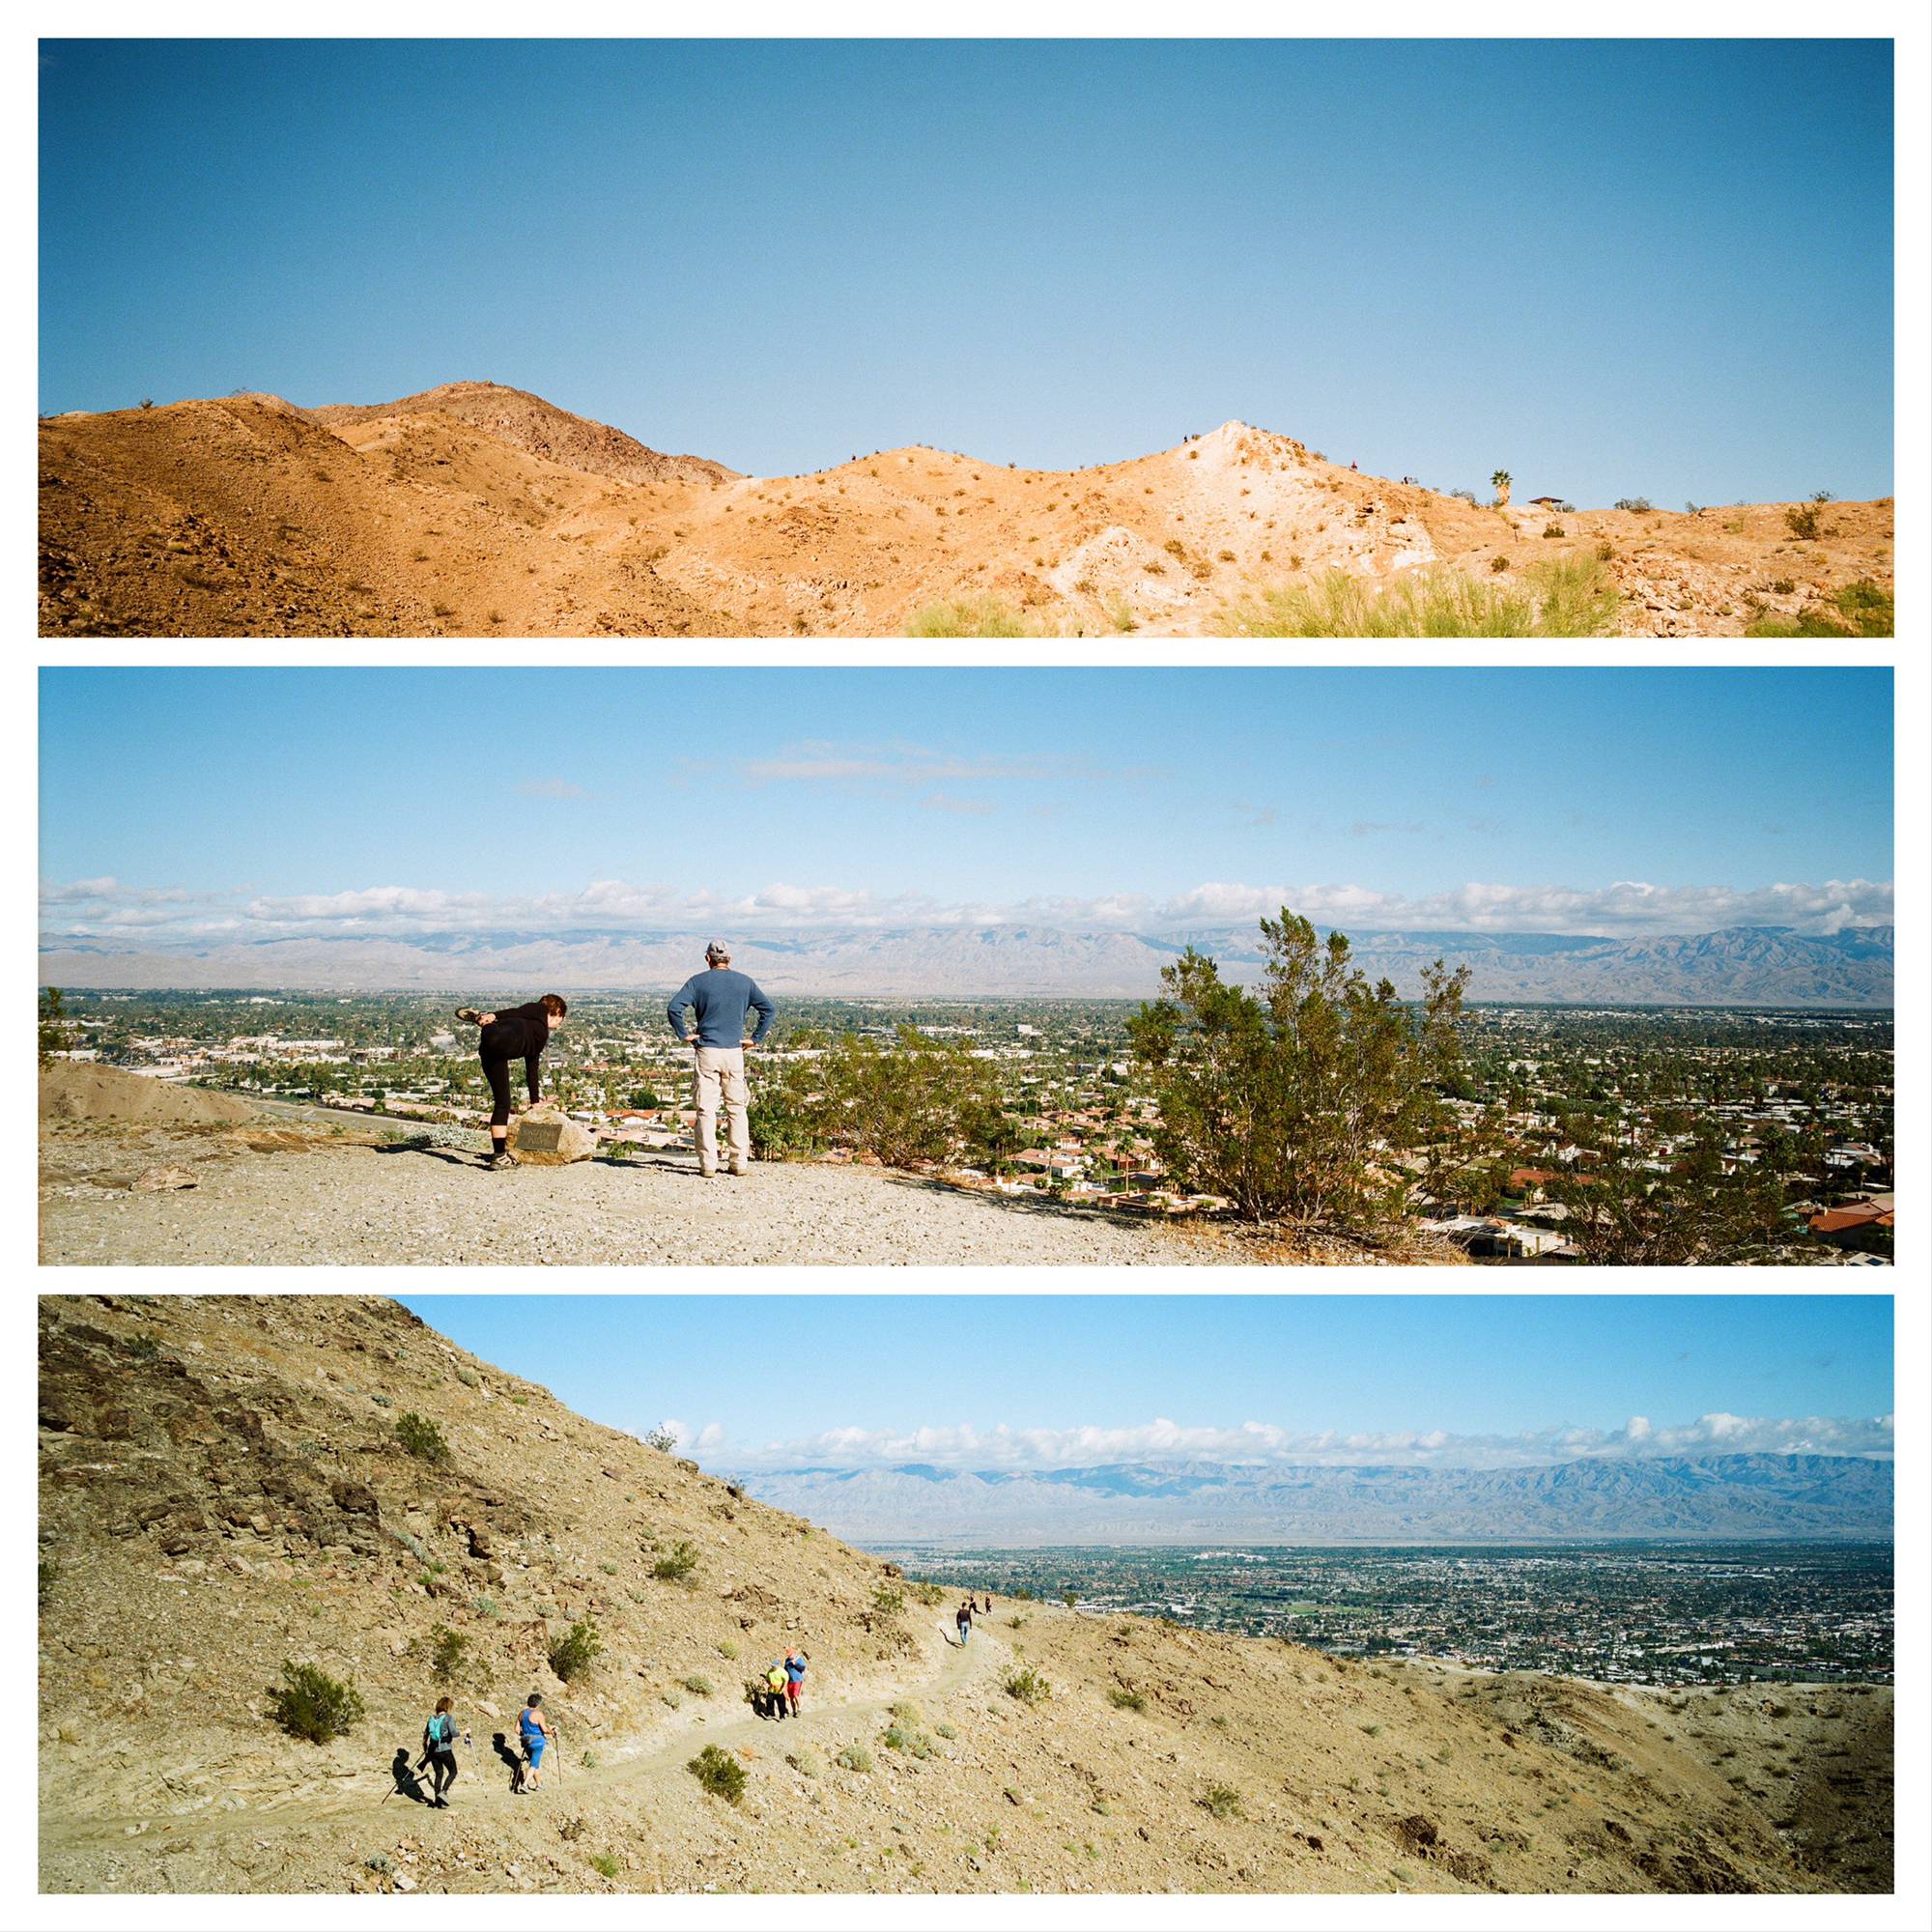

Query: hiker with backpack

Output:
[421, 1695, 461, 1807]
[517, 1690, 554, 1790]
[763, 1658, 791, 1719]
[956, 1599, 974, 1645]
[783, 1646, 808, 1718]
[455, 994, 568, 1171]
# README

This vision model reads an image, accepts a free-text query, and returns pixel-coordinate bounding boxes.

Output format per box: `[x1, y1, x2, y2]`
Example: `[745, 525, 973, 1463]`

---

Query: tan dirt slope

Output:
[39, 1296, 1890, 1895]
[39, 388, 1893, 637]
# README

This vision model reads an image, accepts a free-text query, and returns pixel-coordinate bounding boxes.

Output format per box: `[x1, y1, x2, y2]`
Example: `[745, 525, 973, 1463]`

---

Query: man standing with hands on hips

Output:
[668, 941, 777, 1179]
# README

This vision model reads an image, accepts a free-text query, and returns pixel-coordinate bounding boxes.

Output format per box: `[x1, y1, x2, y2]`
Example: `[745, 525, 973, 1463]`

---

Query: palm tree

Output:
[1491, 469, 1513, 507]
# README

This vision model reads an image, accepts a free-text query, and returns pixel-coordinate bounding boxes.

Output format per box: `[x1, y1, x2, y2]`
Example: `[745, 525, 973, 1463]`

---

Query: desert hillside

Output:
[39, 386, 1892, 637]
[38, 1295, 1890, 1895]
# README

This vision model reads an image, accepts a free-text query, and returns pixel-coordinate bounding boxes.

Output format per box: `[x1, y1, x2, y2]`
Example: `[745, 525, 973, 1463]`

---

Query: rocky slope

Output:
[40, 392, 1893, 637]
[38, 1296, 1890, 1894]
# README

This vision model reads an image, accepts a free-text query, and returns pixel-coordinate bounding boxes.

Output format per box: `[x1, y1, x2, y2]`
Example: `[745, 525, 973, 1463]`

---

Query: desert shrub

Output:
[267, 1661, 364, 1743]
[786, 1748, 820, 1776]
[1202, 1782, 1244, 1819]
[718, 1638, 740, 1660]
[453, 1364, 479, 1388]
[472, 1596, 499, 1619]
[872, 1582, 907, 1617]
[1448, 487, 1478, 503]
[748, 1074, 822, 1159]
[810, 1027, 1005, 1169]
[1108, 1688, 1148, 1712]
[1784, 501, 1823, 539]
[1004, 1665, 1052, 1705]
[836, 1744, 873, 1773]
[549, 1618, 604, 1682]
[1105, 592, 1138, 634]
[906, 596, 1036, 638]
[1489, 554, 1509, 572]
[589, 1853, 619, 1879]
[1212, 558, 1618, 638]
[1128, 909, 1468, 1230]
[1613, 496, 1653, 513]
[681, 1673, 715, 1696]
[909, 1580, 947, 1607]
[1771, 577, 1796, 594]
[1750, 578, 1893, 638]
[935, 1720, 958, 1739]
[394, 1411, 450, 1465]
[641, 1426, 677, 1453]
[427, 1624, 469, 1682]
[687, 1745, 747, 1804]
[1541, 522, 1564, 538]
[652, 1540, 699, 1583]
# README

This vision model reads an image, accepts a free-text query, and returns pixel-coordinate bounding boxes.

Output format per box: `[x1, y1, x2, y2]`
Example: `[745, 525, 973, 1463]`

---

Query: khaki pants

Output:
[693, 1045, 750, 1175]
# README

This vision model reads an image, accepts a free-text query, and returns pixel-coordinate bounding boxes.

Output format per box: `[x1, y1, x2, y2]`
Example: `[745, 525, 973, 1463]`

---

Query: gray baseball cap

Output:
[704, 939, 731, 960]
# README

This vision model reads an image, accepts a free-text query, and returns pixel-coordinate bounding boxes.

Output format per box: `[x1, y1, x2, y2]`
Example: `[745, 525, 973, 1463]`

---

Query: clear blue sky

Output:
[38, 668, 1891, 940]
[391, 1294, 1892, 1466]
[39, 39, 1893, 503]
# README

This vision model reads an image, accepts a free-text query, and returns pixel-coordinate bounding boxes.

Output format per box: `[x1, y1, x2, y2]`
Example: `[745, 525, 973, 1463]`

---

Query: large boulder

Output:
[509, 1099, 596, 1165]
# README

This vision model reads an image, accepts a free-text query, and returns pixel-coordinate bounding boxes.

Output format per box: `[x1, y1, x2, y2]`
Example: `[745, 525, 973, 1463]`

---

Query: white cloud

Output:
[38, 872, 1894, 946]
[726, 1410, 1893, 1472]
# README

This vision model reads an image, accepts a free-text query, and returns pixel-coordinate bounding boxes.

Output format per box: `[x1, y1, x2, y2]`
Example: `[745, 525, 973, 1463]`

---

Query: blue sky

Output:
[38, 668, 1892, 942]
[392, 1294, 1893, 1468]
[39, 39, 1893, 503]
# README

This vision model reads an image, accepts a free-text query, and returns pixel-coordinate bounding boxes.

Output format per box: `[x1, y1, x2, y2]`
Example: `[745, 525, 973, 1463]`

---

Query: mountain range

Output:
[38, 920, 1895, 1006]
[735, 1454, 1894, 1546]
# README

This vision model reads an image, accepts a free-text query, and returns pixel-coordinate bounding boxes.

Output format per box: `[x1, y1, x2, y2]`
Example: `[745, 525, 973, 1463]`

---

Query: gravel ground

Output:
[39, 1123, 1224, 1266]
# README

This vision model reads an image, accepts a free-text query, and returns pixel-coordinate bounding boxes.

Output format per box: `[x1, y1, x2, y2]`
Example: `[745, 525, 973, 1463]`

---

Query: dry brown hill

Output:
[308, 382, 738, 489]
[38, 1295, 1890, 1895]
[39, 393, 1893, 637]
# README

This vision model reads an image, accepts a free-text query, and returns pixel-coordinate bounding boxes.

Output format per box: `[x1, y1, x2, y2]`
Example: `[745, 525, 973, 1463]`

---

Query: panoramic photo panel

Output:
[36, 665, 1893, 1266]
[36, 1292, 1894, 1895]
[37, 38, 1893, 639]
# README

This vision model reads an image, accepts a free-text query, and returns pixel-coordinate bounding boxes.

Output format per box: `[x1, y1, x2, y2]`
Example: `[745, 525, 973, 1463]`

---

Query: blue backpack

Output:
[424, 1713, 452, 1750]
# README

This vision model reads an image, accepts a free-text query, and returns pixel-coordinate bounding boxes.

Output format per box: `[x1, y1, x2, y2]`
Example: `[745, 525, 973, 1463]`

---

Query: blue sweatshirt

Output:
[668, 968, 776, 1047]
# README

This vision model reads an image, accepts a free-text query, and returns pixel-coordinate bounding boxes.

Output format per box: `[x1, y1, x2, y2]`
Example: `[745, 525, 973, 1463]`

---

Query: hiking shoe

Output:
[727, 1165, 750, 1178]
[455, 1006, 484, 1024]
[487, 1151, 520, 1171]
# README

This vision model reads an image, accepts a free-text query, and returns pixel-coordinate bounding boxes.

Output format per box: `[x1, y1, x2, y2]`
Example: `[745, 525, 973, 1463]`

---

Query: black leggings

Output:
[481, 1053, 514, 1129]
[427, 1748, 457, 1794]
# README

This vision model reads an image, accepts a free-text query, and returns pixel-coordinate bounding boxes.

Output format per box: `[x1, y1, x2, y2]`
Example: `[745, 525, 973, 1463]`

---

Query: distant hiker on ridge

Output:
[956, 1599, 974, 1645]
[667, 942, 775, 1179]
[455, 994, 568, 1171]
[783, 1645, 808, 1718]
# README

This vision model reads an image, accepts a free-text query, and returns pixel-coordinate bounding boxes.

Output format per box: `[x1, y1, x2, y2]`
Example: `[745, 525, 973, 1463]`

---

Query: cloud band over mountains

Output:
[675, 1410, 1893, 1473]
[39, 872, 1895, 944]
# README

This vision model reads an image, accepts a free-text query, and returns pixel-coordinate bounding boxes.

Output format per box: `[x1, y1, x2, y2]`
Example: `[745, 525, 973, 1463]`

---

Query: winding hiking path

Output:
[42, 1619, 1009, 1875]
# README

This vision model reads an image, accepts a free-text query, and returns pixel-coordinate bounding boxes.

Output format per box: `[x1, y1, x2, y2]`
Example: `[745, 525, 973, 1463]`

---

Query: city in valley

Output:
[43, 989, 1894, 1264]
[878, 1544, 1893, 1689]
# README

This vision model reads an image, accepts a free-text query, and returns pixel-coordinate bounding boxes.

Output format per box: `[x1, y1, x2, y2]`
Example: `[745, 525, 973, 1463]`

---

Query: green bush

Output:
[267, 1661, 365, 1742]
[589, 1853, 619, 1879]
[1108, 1687, 1148, 1712]
[1612, 496, 1653, 514]
[909, 1580, 947, 1607]
[906, 595, 1037, 638]
[681, 1673, 715, 1696]
[549, 1618, 604, 1682]
[717, 1638, 740, 1660]
[1004, 1665, 1052, 1705]
[687, 1745, 747, 1804]
[810, 1026, 1006, 1169]
[836, 1744, 873, 1773]
[872, 1582, 907, 1617]
[749, 1074, 822, 1159]
[652, 1540, 699, 1584]
[786, 1747, 820, 1776]
[394, 1411, 450, 1465]
[1746, 578, 1891, 639]
[1202, 1782, 1244, 1819]
[1128, 910, 1468, 1230]
[1784, 501, 1824, 539]
[427, 1624, 469, 1682]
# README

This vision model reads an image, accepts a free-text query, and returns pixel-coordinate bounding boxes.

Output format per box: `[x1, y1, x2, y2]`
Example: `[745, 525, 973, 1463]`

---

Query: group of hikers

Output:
[458, 941, 775, 1176]
[397, 1648, 810, 1806]
[400, 1691, 554, 1808]
[748, 1646, 810, 1719]
[955, 1593, 992, 1644]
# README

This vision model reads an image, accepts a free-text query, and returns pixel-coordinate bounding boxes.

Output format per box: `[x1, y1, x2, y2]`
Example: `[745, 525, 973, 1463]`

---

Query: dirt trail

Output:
[43, 1620, 1005, 1869]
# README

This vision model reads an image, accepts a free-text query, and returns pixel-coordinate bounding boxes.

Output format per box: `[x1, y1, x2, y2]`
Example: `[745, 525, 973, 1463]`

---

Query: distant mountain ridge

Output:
[734, 1453, 1894, 1546]
[38, 921, 1894, 1006]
